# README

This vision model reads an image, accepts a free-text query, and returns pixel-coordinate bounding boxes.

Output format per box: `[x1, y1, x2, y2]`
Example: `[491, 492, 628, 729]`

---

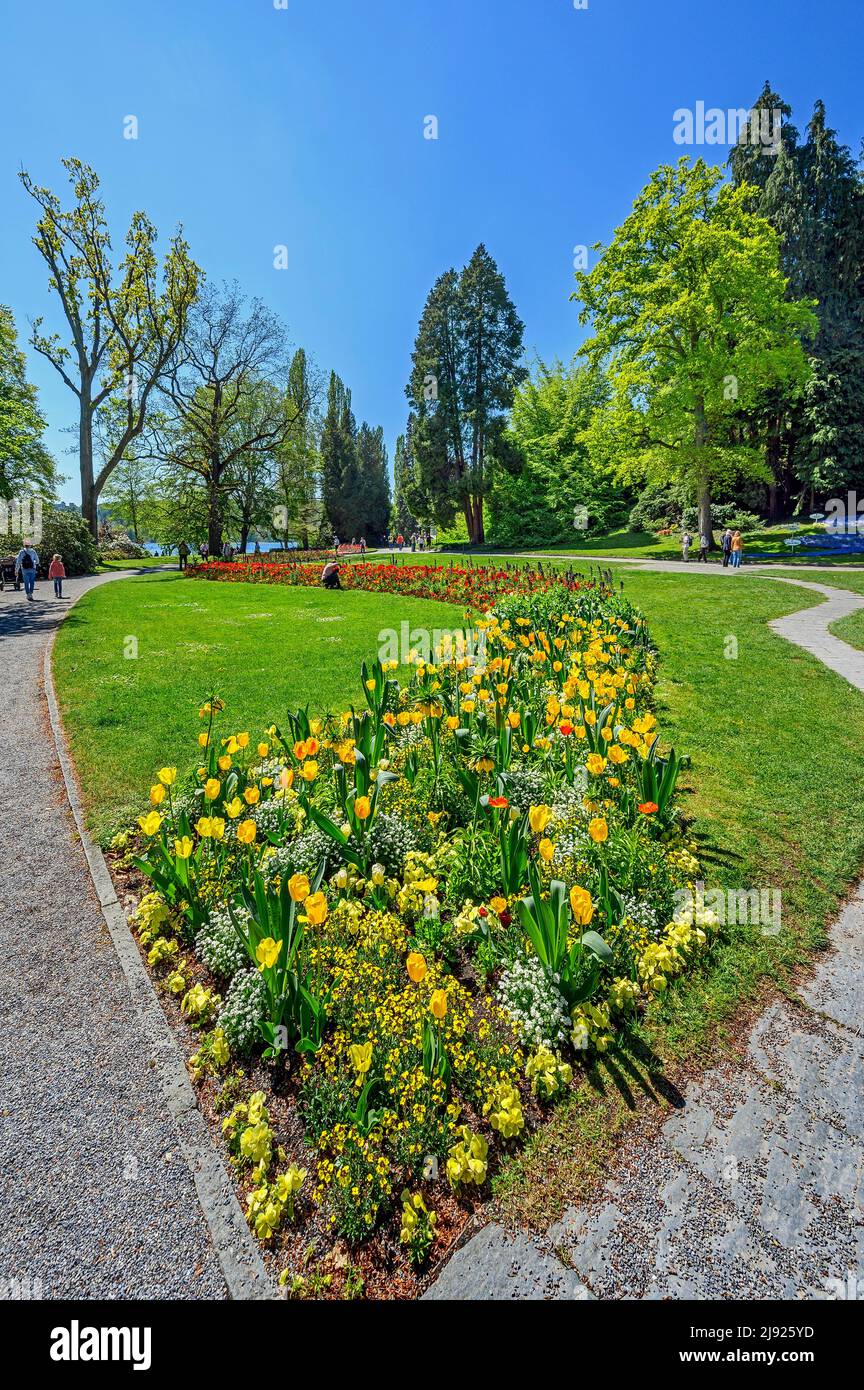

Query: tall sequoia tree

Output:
[575, 158, 817, 540]
[20, 158, 200, 535]
[406, 245, 525, 545]
[730, 88, 864, 508]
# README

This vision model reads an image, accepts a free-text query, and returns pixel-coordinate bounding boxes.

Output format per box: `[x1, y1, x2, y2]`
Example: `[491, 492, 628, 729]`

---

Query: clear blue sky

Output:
[2, 0, 861, 503]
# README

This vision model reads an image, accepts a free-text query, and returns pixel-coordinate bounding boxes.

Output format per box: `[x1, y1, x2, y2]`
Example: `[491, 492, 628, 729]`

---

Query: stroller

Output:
[0, 554, 20, 591]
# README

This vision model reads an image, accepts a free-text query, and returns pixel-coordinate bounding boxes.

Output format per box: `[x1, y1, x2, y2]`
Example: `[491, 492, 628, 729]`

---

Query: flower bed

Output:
[190, 557, 606, 610]
[117, 581, 718, 1297]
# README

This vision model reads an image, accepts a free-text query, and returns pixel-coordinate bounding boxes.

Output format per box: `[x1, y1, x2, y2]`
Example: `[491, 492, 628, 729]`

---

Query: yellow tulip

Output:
[244, 786, 260, 805]
[237, 819, 257, 845]
[288, 873, 310, 902]
[406, 952, 427, 983]
[256, 937, 282, 969]
[149, 783, 166, 806]
[174, 836, 194, 859]
[225, 797, 243, 819]
[257, 742, 269, 758]
[354, 795, 371, 820]
[303, 891, 328, 926]
[204, 778, 221, 801]
[138, 811, 162, 836]
[158, 767, 177, 786]
[528, 804, 552, 834]
[300, 760, 318, 783]
[430, 989, 448, 1020]
[569, 885, 595, 926]
[538, 838, 555, 863]
[588, 817, 608, 844]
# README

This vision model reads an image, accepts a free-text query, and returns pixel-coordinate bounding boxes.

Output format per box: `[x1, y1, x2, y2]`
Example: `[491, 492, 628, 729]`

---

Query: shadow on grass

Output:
[587, 1032, 685, 1112]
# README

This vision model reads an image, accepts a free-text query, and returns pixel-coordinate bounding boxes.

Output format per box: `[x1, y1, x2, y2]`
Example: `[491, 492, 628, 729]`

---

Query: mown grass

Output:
[53, 571, 469, 842]
[53, 564, 864, 1229]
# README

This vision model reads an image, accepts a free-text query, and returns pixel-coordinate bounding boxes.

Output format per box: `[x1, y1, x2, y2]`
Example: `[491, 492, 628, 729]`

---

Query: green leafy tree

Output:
[354, 423, 390, 542]
[273, 349, 321, 548]
[730, 89, 864, 510]
[320, 370, 357, 540]
[575, 158, 818, 540]
[391, 428, 423, 535]
[20, 158, 200, 536]
[0, 304, 58, 502]
[489, 358, 619, 544]
[407, 245, 526, 544]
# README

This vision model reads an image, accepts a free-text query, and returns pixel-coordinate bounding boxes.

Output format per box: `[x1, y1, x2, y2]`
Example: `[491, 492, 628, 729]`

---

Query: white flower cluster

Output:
[367, 812, 418, 874]
[503, 763, 548, 813]
[267, 825, 334, 880]
[497, 956, 570, 1049]
[218, 968, 267, 1054]
[195, 906, 249, 981]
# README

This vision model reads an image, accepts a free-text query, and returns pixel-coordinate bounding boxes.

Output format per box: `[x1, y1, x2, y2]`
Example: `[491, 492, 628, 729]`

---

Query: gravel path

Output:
[427, 574, 864, 1300]
[0, 570, 228, 1300]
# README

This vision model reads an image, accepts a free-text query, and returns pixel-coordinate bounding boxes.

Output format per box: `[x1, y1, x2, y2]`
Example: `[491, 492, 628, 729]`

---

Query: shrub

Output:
[5, 505, 99, 576]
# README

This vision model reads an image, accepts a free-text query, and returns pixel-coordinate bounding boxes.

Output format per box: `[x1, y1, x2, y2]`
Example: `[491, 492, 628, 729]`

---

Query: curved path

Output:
[428, 570, 864, 1300]
[0, 569, 268, 1300]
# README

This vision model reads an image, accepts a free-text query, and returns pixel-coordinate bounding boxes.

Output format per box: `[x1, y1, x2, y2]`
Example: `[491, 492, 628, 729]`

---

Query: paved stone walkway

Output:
[0, 570, 227, 1299]
[427, 573, 864, 1300]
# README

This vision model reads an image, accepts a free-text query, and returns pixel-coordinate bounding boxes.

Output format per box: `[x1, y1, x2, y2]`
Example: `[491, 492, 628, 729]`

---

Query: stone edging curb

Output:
[42, 598, 275, 1302]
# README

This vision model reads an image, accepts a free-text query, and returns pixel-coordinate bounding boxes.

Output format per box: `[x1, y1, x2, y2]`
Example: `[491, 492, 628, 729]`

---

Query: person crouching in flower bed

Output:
[321, 559, 342, 590]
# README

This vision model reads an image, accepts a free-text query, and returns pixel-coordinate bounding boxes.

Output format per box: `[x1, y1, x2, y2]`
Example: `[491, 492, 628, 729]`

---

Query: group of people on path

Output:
[682, 527, 743, 567]
[386, 531, 431, 552]
[3, 545, 66, 600]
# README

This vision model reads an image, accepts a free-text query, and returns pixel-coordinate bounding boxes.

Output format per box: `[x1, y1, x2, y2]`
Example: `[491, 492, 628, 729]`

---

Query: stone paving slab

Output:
[423, 1224, 594, 1300]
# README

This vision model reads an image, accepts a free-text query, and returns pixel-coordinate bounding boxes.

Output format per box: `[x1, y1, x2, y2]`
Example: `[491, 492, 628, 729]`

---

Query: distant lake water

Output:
[143, 539, 294, 556]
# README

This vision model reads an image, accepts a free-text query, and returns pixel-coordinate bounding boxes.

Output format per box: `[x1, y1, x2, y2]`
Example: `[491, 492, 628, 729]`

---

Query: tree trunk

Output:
[768, 483, 778, 523]
[694, 398, 712, 547]
[239, 526, 249, 554]
[79, 400, 98, 539]
[207, 470, 223, 555]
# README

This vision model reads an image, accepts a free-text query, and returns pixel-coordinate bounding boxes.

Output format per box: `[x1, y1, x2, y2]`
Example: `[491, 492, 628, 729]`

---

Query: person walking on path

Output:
[178, 540, 189, 571]
[15, 542, 39, 599]
[721, 528, 733, 568]
[48, 553, 66, 598]
[200, 540, 209, 561]
[681, 530, 692, 563]
[698, 529, 711, 563]
[730, 530, 743, 568]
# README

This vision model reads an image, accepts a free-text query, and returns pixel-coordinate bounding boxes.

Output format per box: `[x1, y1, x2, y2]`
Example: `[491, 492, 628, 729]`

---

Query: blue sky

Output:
[2, 0, 861, 503]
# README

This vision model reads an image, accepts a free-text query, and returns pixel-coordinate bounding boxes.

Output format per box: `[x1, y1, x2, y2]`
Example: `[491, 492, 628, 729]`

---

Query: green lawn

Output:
[53, 563, 864, 1226]
[53, 571, 469, 842]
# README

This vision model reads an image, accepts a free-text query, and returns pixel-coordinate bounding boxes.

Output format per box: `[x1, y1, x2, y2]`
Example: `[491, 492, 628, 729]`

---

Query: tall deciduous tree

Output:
[157, 284, 295, 553]
[489, 358, 618, 544]
[273, 348, 321, 548]
[406, 245, 526, 544]
[320, 370, 357, 540]
[575, 158, 817, 539]
[20, 158, 200, 535]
